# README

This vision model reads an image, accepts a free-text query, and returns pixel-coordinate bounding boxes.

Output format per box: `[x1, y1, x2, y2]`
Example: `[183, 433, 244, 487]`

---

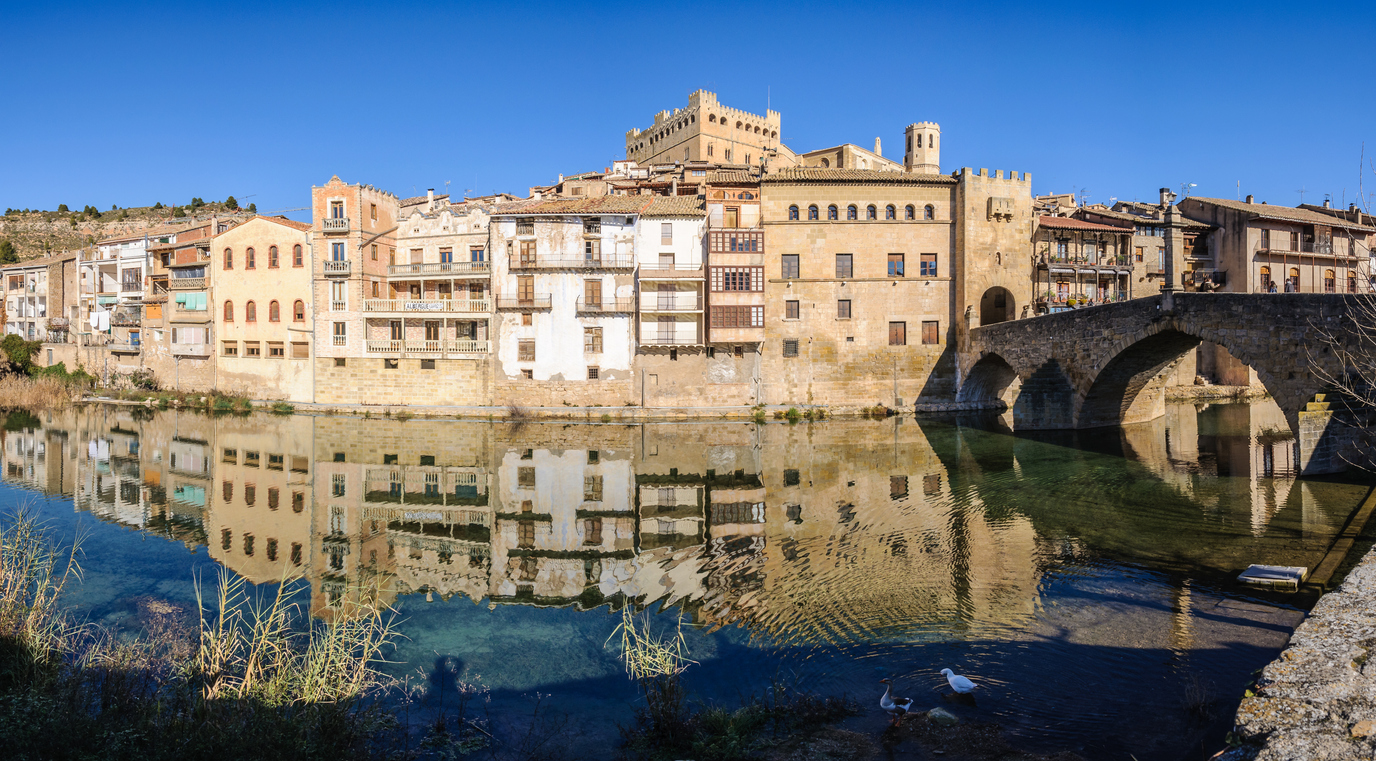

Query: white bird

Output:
[879, 678, 915, 726]
[941, 668, 977, 694]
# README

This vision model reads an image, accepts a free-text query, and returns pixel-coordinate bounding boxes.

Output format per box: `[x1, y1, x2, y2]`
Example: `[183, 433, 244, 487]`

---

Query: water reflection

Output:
[2, 400, 1356, 639]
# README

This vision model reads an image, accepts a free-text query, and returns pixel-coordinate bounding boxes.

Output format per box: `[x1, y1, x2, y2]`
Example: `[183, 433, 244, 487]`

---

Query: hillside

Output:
[0, 198, 260, 261]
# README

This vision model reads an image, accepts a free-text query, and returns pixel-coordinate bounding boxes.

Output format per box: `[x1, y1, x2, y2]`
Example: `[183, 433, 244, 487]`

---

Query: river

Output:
[0, 399, 1367, 760]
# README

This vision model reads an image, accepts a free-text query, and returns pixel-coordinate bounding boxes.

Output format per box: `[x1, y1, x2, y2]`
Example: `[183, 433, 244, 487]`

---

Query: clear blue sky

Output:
[3, 1, 1374, 221]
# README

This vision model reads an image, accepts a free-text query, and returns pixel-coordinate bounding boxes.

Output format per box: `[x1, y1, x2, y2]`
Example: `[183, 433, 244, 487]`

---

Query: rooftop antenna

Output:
[1296, 186, 1307, 203]
[1180, 182, 1197, 199]
[444, 180, 451, 197]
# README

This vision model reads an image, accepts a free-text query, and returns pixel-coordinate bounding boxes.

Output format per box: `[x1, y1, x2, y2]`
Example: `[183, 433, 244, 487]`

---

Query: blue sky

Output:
[2, 1, 1374, 221]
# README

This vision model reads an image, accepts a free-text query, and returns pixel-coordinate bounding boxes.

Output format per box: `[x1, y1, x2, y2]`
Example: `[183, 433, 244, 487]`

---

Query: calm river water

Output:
[0, 400, 1368, 760]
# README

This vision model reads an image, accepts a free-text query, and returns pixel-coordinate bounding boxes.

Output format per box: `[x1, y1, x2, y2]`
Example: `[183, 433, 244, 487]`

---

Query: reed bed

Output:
[0, 374, 80, 411]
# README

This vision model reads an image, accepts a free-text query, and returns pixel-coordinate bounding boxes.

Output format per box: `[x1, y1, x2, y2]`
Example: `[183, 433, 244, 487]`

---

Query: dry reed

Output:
[0, 375, 79, 411]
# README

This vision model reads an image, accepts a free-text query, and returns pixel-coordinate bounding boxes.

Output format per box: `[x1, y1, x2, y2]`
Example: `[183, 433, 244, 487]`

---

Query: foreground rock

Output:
[1224, 544, 1376, 760]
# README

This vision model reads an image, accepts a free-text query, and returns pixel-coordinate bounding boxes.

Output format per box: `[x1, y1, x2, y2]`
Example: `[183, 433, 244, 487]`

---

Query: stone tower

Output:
[904, 122, 941, 174]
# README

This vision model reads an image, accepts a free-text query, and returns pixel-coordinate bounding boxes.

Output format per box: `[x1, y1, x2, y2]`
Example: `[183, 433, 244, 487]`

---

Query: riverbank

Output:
[1223, 542, 1376, 760]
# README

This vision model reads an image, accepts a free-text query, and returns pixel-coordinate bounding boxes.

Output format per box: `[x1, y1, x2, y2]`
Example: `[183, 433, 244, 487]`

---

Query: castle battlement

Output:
[960, 167, 1033, 185]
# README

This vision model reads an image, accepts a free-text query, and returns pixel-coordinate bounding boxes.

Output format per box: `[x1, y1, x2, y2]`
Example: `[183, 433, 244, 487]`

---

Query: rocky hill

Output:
[0, 198, 259, 261]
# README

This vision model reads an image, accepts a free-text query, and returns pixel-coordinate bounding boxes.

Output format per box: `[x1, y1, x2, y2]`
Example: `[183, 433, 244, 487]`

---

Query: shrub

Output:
[601, 413, 612, 423]
[784, 407, 801, 424]
[269, 402, 294, 415]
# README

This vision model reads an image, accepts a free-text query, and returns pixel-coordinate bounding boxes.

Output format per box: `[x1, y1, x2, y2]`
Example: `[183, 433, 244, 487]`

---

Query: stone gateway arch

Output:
[958, 293, 1372, 475]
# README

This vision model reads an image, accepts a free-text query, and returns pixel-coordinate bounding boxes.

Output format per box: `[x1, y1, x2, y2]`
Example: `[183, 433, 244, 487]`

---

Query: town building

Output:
[489, 196, 645, 407]
[2, 252, 77, 351]
[625, 90, 793, 170]
[212, 216, 315, 401]
[1029, 216, 1134, 311]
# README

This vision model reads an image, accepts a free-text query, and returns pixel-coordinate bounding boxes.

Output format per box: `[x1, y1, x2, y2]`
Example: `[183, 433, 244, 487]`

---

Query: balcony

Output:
[362, 299, 490, 314]
[510, 255, 635, 271]
[495, 295, 553, 310]
[322, 218, 350, 234]
[639, 333, 701, 346]
[108, 343, 141, 354]
[323, 260, 351, 277]
[576, 297, 635, 314]
[707, 230, 765, 255]
[388, 261, 491, 277]
[639, 292, 702, 312]
[167, 278, 205, 290]
[172, 344, 212, 358]
[121, 282, 143, 293]
[639, 263, 705, 279]
[365, 339, 491, 356]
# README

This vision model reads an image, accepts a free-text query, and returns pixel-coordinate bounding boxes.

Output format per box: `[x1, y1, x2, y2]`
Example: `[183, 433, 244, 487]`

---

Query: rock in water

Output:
[927, 707, 960, 726]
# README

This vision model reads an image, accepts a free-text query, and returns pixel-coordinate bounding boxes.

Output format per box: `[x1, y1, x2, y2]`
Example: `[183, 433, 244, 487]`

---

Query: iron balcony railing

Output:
[638, 263, 705, 279]
[639, 292, 702, 312]
[387, 261, 491, 277]
[364, 339, 490, 356]
[576, 297, 635, 314]
[509, 255, 634, 271]
[362, 299, 491, 313]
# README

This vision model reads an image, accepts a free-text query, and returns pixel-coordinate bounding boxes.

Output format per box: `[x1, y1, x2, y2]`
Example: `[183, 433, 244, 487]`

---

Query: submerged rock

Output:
[927, 707, 960, 726]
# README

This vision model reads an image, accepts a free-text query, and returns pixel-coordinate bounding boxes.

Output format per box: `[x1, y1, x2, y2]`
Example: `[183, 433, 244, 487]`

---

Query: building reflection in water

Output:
[0, 399, 1349, 646]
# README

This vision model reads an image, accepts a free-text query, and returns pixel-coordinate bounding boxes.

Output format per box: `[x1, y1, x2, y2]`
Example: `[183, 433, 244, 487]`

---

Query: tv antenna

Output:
[1180, 182, 1197, 199]
[1296, 186, 1308, 203]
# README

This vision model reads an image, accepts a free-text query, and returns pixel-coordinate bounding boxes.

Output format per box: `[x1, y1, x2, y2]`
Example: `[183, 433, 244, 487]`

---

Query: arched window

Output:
[245, 301, 257, 322]
[1287, 267, 1300, 292]
[808, 205, 819, 221]
[246, 247, 256, 269]
[223, 300, 233, 322]
[886, 204, 896, 220]
[924, 205, 935, 220]
[905, 205, 915, 220]
[293, 244, 303, 267]
[928, 134, 934, 148]
[268, 246, 279, 268]
[1259, 265, 1272, 291]
[709, 114, 715, 123]
[293, 300, 305, 321]
[821, 158, 830, 168]
[866, 205, 877, 220]
[269, 300, 280, 322]
[1324, 268, 1336, 293]
[846, 205, 858, 220]
[740, 192, 753, 200]
[736, 120, 742, 129]
[827, 205, 838, 220]
[788, 205, 799, 221]
[223, 247, 233, 269]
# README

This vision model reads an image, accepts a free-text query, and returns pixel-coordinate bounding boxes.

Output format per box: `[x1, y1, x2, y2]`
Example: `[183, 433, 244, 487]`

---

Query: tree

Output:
[0, 335, 42, 376]
[153, 202, 163, 210]
[247, 203, 257, 213]
[56, 204, 68, 213]
[224, 196, 238, 210]
[172, 206, 186, 218]
[0, 240, 17, 265]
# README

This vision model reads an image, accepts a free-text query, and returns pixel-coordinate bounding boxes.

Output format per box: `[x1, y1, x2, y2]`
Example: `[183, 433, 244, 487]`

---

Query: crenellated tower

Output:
[904, 122, 941, 174]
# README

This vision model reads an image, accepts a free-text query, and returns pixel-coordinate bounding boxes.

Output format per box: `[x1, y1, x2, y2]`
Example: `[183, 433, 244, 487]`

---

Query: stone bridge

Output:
[958, 292, 1371, 474]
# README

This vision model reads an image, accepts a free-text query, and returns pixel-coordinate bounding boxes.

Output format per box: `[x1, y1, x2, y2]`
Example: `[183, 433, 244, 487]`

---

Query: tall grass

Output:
[0, 374, 80, 411]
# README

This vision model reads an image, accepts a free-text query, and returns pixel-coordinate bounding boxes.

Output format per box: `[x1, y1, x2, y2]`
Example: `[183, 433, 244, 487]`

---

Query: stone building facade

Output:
[625, 90, 793, 170]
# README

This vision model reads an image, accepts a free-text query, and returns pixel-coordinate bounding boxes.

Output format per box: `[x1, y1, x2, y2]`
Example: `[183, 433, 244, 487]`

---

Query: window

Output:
[244, 341, 261, 357]
[268, 342, 284, 358]
[222, 341, 237, 356]
[834, 253, 853, 278]
[584, 238, 601, 262]
[1349, 272, 1358, 293]
[785, 300, 800, 319]
[223, 248, 233, 269]
[587, 366, 599, 380]
[924, 474, 941, 495]
[517, 218, 534, 235]
[518, 339, 535, 362]
[922, 320, 939, 345]
[710, 305, 764, 328]
[867, 205, 877, 220]
[924, 205, 935, 220]
[223, 300, 234, 321]
[420, 359, 435, 369]
[333, 322, 346, 345]
[890, 476, 909, 500]
[268, 246, 279, 268]
[1157, 247, 1165, 269]
[827, 205, 838, 220]
[905, 205, 915, 220]
[1135, 246, 1144, 262]
[808, 205, 819, 220]
[245, 301, 256, 322]
[781, 254, 800, 279]
[521, 313, 532, 326]
[889, 321, 906, 346]
[293, 244, 303, 267]
[584, 475, 603, 501]
[389, 320, 402, 341]
[517, 275, 535, 303]
[920, 253, 938, 277]
[583, 279, 602, 308]
[383, 358, 399, 369]
[246, 247, 256, 269]
[887, 253, 905, 277]
[517, 467, 536, 487]
[293, 300, 305, 322]
[788, 205, 799, 221]
[838, 299, 851, 318]
[370, 203, 377, 221]
[711, 266, 763, 292]
[268, 300, 280, 322]
[584, 327, 602, 354]
[1260, 229, 1271, 249]
[783, 339, 799, 357]
[291, 341, 309, 358]
[440, 247, 453, 263]
[1259, 265, 1273, 291]
[370, 244, 377, 261]
[1325, 268, 1336, 293]
[583, 217, 601, 234]
[660, 222, 673, 245]
[846, 205, 857, 220]
[1290, 231, 1300, 251]
[331, 242, 344, 261]
[886, 204, 896, 220]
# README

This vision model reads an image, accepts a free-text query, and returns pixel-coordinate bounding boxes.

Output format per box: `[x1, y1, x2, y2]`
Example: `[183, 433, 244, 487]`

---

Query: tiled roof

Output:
[640, 196, 707, 218]
[96, 222, 206, 245]
[1185, 196, 1375, 232]
[1078, 206, 1211, 229]
[488, 196, 653, 216]
[706, 170, 759, 185]
[0, 252, 77, 271]
[762, 168, 956, 184]
[400, 193, 450, 207]
[252, 215, 313, 232]
[1038, 215, 1132, 233]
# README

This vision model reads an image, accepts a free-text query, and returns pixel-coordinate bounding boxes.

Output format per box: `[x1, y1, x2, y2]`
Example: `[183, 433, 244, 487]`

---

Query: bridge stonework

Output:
[959, 293, 1369, 475]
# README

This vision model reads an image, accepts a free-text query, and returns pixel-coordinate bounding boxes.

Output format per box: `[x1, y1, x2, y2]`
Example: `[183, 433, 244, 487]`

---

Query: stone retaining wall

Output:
[1227, 544, 1376, 760]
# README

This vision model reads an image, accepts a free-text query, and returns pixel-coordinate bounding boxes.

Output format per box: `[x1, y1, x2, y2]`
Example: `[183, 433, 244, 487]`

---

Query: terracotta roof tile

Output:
[640, 197, 707, 218]
[762, 168, 956, 184]
[1038, 215, 1133, 233]
[0, 252, 77, 271]
[706, 171, 760, 185]
[489, 196, 653, 216]
[1078, 206, 1211, 229]
[1185, 196, 1375, 232]
[400, 193, 450, 207]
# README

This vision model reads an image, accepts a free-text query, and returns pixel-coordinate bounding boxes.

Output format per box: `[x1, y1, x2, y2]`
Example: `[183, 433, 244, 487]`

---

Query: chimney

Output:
[1323, 198, 1331, 208]
[426, 188, 434, 211]
[670, 178, 678, 196]
[557, 174, 563, 183]
[874, 137, 882, 157]
[1245, 194, 1254, 204]
[1159, 187, 1176, 208]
